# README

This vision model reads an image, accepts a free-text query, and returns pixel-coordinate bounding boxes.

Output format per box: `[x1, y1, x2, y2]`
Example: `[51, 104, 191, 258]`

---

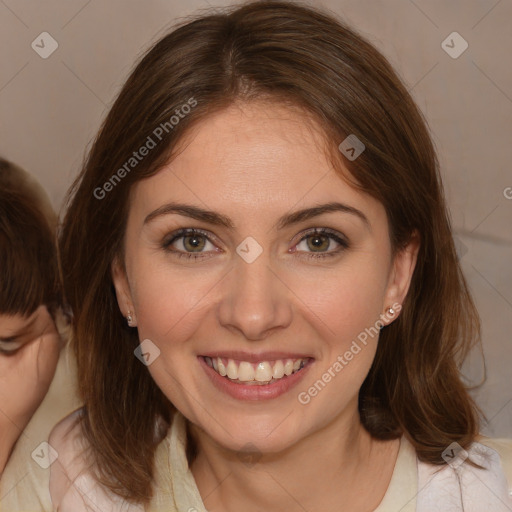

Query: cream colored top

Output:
[47, 408, 512, 512]
[0, 344, 81, 512]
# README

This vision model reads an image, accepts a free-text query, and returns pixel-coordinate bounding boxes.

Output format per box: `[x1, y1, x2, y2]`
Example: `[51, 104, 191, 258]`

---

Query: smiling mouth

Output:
[201, 356, 311, 385]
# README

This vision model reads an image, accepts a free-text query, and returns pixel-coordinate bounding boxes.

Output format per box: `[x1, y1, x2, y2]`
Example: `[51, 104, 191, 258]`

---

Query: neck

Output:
[189, 401, 399, 512]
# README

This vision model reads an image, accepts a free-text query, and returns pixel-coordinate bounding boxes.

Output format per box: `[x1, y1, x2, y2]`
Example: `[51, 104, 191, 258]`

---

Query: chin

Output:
[202, 414, 305, 456]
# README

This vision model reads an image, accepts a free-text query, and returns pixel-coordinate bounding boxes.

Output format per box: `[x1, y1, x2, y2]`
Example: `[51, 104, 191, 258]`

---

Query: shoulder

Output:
[416, 437, 512, 512]
[475, 436, 512, 488]
[48, 408, 86, 465]
[49, 408, 144, 511]
[48, 408, 90, 509]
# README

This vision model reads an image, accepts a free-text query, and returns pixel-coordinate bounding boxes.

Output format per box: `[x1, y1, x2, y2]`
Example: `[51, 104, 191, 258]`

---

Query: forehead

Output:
[130, 101, 385, 227]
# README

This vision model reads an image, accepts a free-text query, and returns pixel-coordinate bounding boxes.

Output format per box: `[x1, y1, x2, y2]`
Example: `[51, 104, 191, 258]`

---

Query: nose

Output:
[217, 252, 293, 341]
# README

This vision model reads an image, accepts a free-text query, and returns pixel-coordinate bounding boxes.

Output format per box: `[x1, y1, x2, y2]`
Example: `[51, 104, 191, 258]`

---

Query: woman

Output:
[0, 157, 80, 511]
[51, 1, 512, 511]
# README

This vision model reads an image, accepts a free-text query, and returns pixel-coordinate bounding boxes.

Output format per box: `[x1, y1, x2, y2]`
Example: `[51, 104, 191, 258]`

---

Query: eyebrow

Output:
[144, 201, 370, 231]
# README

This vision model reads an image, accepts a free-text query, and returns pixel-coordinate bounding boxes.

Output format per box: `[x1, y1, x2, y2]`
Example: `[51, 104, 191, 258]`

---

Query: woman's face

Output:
[113, 101, 418, 454]
[0, 305, 60, 458]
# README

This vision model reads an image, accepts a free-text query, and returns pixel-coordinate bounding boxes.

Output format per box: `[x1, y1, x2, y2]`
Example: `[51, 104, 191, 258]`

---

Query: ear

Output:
[381, 231, 420, 325]
[111, 256, 136, 325]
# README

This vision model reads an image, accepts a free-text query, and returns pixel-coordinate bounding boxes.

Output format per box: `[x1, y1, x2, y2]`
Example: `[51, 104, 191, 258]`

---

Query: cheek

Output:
[130, 266, 216, 415]
[0, 332, 60, 421]
[293, 257, 389, 344]
[131, 262, 213, 348]
[36, 331, 61, 387]
[132, 247, 389, 349]
[290, 258, 388, 410]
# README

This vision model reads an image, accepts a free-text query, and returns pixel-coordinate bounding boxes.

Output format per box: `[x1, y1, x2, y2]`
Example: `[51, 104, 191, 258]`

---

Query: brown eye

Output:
[182, 233, 207, 252]
[294, 228, 349, 259]
[162, 228, 219, 260]
[305, 233, 331, 252]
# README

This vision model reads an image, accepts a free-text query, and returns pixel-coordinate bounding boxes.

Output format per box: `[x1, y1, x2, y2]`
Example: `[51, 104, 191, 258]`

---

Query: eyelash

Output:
[0, 338, 23, 354]
[161, 227, 349, 260]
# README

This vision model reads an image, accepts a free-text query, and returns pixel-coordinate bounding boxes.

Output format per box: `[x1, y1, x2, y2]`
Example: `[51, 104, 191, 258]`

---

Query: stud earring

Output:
[127, 311, 134, 326]
[387, 306, 395, 316]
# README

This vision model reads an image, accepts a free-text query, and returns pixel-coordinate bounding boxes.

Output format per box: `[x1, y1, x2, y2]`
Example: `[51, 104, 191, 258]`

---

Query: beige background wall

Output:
[1, 0, 511, 436]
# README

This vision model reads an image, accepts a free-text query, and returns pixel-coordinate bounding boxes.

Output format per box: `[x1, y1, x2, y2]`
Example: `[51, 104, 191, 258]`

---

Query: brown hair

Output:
[0, 157, 61, 317]
[59, 0, 482, 503]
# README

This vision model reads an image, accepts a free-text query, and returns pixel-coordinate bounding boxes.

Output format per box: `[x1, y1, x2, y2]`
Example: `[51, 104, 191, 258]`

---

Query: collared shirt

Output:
[46, 409, 512, 512]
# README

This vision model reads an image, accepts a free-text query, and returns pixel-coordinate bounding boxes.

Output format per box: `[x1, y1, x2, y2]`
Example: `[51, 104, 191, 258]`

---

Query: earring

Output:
[380, 305, 400, 331]
[127, 311, 134, 326]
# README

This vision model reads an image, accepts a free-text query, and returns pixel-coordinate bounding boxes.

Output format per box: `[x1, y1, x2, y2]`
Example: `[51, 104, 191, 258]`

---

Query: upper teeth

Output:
[204, 356, 307, 382]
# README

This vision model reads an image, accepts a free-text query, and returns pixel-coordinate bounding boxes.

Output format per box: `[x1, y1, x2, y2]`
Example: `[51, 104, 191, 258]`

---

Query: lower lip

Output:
[198, 356, 314, 401]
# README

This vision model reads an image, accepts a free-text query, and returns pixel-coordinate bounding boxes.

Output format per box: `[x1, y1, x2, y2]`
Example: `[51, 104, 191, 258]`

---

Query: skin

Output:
[112, 100, 420, 511]
[0, 305, 61, 474]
